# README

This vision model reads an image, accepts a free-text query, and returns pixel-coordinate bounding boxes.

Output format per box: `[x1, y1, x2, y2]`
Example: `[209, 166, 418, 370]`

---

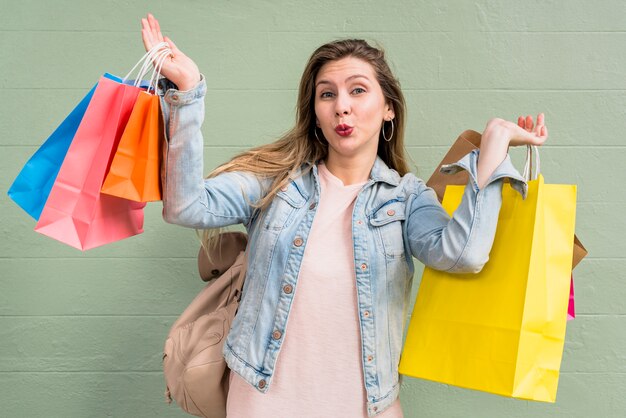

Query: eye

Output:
[352, 87, 366, 95]
[320, 91, 335, 98]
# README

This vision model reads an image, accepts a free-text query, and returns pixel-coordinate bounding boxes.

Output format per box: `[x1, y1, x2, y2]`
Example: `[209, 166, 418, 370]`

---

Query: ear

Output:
[315, 118, 320, 127]
[385, 103, 395, 121]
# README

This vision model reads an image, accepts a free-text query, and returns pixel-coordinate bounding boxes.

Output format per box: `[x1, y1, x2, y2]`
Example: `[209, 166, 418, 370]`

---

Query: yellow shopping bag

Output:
[399, 173, 576, 402]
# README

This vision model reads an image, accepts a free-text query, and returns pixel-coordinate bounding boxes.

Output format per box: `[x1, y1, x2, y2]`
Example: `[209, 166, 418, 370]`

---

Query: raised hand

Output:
[141, 13, 201, 91]
[476, 113, 548, 187]
[482, 113, 548, 151]
[515, 113, 548, 146]
[508, 113, 548, 147]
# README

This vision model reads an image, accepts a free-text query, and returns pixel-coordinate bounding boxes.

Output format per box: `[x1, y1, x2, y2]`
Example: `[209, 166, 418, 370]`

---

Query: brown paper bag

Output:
[426, 129, 588, 269]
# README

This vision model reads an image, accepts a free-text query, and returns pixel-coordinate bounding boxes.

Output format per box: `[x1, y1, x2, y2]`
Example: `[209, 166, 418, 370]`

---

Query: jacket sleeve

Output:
[406, 149, 527, 273]
[157, 76, 267, 229]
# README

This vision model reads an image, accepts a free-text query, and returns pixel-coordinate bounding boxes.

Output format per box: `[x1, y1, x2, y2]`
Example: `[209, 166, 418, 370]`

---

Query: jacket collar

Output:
[292, 155, 401, 198]
[369, 155, 401, 186]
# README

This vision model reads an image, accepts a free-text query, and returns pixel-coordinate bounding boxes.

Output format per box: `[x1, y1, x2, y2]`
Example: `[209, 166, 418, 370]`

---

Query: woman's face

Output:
[314, 57, 394, 163]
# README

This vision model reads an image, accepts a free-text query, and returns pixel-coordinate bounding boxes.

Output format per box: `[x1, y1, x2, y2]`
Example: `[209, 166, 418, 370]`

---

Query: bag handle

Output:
[134, 46, 172, 91]
[123, 42, 172, 88]
[133, 47, 165, 87]
[146, 48, 172, 93]
[123, 41, 168, 82]
[522, 145, 541, 181]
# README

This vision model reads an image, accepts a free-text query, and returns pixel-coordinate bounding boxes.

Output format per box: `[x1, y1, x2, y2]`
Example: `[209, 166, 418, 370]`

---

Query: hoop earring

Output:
[382, 119, 394, 142]
[314, 127, 326, 145]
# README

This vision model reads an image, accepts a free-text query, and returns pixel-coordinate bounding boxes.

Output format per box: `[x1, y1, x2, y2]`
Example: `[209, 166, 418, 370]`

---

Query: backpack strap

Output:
[198, 231, 248, 282]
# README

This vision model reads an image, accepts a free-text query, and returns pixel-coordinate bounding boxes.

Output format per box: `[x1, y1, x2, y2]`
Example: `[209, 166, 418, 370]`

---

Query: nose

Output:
[334, 92, 351, 117]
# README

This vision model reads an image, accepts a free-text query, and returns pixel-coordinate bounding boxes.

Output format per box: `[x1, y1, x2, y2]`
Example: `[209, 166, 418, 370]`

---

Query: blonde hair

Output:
[200, 39, 410, 251]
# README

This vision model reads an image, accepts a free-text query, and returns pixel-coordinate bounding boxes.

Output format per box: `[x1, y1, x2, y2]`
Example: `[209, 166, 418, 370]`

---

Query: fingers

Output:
[141, 18, 153, 51]
[148, 13, 164, 43]
[534, 113, 545, 137]
[141, 13, 171, 59]
[518, 115, 534, 131]
[530, 115, 548, 145]
[525, 115, 534, 132]
[508, 113, 548, 147]
[517, 113, 546, 138]
[164, 36, 180, 57]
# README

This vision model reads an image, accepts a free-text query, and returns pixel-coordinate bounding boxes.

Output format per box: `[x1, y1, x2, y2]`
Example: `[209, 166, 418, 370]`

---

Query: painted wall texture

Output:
[1, 0, 624, 417]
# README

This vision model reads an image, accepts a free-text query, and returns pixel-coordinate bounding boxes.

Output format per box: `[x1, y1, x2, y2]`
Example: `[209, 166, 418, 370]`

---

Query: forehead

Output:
[315, 56, 377, 84]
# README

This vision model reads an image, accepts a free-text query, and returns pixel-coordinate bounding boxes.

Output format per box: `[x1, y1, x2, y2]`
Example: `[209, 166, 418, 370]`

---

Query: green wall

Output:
[1, 1, 624, 417]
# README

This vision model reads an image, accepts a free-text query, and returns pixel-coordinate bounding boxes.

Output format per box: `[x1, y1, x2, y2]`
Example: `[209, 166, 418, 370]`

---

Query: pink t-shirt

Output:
[226, 163, 403, 418]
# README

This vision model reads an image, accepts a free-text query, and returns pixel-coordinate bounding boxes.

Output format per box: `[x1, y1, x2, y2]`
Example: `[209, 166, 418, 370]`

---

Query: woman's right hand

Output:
[141, 13, 201, 91]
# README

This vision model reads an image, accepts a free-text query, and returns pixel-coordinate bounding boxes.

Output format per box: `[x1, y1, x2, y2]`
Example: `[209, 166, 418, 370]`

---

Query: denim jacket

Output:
[157, 77, 527, 417]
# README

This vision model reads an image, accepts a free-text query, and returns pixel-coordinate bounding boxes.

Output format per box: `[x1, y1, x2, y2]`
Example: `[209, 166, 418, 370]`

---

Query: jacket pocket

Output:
[369, 200, 407, 259]
[262, 182, 307, 231]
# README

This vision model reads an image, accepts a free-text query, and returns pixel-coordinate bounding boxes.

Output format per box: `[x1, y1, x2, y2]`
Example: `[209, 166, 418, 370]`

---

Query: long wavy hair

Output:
[200, 39, 410, 251]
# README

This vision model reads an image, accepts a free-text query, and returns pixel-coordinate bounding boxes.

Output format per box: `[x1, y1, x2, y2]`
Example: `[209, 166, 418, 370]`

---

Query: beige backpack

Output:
[163, 232, 248, 418]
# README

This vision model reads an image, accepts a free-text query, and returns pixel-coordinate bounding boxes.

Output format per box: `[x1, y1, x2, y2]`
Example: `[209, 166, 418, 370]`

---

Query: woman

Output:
[141, 13, 547, 418]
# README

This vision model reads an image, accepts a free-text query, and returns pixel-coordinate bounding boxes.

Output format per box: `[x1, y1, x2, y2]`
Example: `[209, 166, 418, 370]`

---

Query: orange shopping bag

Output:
[101, 48, 168, 202]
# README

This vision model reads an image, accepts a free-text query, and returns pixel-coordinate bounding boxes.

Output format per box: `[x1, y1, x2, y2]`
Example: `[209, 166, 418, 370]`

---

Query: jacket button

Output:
[357, 220, 363, 225]
[272, 330, 282, 340]
[283, 284, 293, 294]
[373, 406, 378, 412]
[293, 237, 304, 247]
[360, 263, 367, 270]
[309, 202, 316, 210]
[367, 355, 374, 362]
[387, 209, 395, 216]
[280, 186, 288, 192]
[363, 311, 370, 318]
[258, 379, 267, 389]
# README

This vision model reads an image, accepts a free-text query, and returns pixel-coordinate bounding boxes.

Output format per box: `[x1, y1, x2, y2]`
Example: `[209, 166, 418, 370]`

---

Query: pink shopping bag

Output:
[34, 74, 145, 250]
[568, 275, 576, 320]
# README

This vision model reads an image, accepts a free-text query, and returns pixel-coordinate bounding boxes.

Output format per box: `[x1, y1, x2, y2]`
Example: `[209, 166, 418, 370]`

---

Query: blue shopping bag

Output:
[6, 74, 124, 220]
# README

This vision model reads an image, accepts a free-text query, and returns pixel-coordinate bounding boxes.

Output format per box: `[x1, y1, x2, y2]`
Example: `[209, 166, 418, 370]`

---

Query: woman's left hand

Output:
[483, 113, 548, 148]
[514, 113, 548, 146]
[477, 113, 548, 188]
[512, 113, 549, 146]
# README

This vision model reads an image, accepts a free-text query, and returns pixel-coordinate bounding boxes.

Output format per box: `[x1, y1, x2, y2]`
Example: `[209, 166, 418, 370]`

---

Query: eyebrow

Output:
[315, 74, 370, 88]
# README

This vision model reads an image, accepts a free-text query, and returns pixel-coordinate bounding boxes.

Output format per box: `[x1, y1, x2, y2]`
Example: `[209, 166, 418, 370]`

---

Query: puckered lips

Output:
[334, 124, 353, 137]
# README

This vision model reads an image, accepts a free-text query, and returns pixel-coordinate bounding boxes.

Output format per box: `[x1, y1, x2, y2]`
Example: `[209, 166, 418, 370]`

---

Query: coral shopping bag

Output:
[399, 146, 577, 402]
[7, 75, 115, 220]
[34, 44, 171, 250]
[101, 49, 169, 202]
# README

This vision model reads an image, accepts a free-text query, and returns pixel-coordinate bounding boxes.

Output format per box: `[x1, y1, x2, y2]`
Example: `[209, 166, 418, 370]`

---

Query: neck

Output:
[323, 152, 376, 185]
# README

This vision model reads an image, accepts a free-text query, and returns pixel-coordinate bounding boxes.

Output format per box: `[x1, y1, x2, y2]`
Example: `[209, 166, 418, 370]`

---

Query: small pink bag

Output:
[568, 275, 576, 321]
